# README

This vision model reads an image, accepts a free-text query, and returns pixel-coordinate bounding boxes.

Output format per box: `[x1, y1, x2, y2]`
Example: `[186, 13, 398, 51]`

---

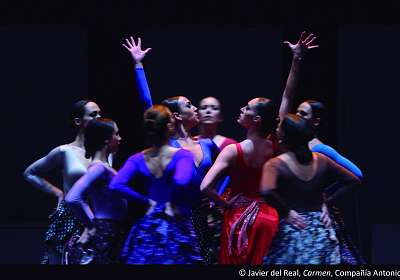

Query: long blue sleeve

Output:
[65, 164, 105, 227]
[135, 67, 153, 111]
[217, 176, 231, 196]
[109, 154, 150, 206]
[205, 139, 231, 195]
[312, 143, 363, 179]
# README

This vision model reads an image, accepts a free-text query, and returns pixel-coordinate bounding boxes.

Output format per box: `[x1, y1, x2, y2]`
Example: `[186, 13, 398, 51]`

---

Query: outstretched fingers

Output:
[305, 36, 316, 46]
[124, 38, 132, 49]
[122, 43, 131, 50]
[302, 33, 314, 44]
[305, 36, 319, 49]
[143, 47, 152, 54]
[283, 40, 294, 49]
[298, 31, 306, 44]
[129, 36, 137, 47]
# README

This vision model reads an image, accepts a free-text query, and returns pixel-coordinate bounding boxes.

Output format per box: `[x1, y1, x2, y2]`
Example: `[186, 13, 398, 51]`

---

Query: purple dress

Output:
[109, 149, 203, 264]
[64, 163, 127, 264]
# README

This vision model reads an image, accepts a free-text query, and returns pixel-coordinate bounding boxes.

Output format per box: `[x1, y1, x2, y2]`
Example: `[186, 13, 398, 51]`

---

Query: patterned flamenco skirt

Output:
[263, 211, 341, 265]
[121, 203, 203, 264]
[64, 219, 126, 264]
[219, 196, 279, 264]
[42, 200, 83, 264]
[330, 206, 365, 264]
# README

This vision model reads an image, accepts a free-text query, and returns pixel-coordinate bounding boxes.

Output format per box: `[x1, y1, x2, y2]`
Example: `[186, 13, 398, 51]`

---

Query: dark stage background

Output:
[0, 1, 399, 263]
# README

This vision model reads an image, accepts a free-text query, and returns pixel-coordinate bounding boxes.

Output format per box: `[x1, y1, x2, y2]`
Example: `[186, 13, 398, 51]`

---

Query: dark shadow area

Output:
[1, 0, 398, 264]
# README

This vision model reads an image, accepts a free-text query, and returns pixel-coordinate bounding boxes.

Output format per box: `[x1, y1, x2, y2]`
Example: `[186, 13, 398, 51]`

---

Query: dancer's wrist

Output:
[135, 62, 144, 69]
[293, 54, 303, 61]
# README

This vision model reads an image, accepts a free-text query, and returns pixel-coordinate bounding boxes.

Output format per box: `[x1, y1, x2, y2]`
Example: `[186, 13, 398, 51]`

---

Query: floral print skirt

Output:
[121, 203, 203, 264]
[64, 219, 126, 264]
[263, 211, 340, 265]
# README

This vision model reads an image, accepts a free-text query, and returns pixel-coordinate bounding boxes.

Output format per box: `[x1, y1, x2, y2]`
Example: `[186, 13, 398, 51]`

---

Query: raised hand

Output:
[122, 36, 152, 64]
[283, 31, 319, 59]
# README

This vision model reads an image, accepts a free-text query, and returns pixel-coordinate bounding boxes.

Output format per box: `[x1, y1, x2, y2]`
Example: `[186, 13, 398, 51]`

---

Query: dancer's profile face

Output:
[198, 97, 222, 124]
[81, 102, 101, 128]
[177, 96, 199, 128]
[108, 123, 122, 154]
[237, 98, 259, 128]
[296, 102, 312, 121]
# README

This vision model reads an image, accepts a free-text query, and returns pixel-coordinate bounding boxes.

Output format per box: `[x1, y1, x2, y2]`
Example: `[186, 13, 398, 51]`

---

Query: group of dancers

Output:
[23, 31, 364, 265]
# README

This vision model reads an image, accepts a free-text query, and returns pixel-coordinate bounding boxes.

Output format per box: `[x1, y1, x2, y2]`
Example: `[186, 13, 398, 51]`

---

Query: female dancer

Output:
[109, 105, 203, 264]
[196, 96, 237, 252]
[24, 100, 101, 264]
[200, 31, 319, 264]
[261, 114, 361, 264]
[123, 37, 222, 263]
[122, 37, 236, 153]
[197, 96, 237, 150]
[64, 118, 127, 264]
[296, 100, 363, 178]
[296, 100, 364, 263]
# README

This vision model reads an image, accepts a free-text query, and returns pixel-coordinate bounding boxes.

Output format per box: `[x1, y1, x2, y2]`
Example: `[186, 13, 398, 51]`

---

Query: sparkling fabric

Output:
[121, 203, 203, 264]
[220, 196, 278, 264]
[41, 200, 83, 264]
[263, 211, 340, 265]
[64, 219, 126, 264]
[330, 206, 365, 264]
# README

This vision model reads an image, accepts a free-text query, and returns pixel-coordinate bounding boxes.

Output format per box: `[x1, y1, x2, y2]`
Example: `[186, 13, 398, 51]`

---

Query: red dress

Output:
[219, 137, 237, 151]
[219, 143, 279, 264]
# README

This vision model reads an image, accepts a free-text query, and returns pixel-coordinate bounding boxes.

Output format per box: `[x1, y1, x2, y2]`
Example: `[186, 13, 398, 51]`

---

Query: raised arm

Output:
[65, 163, 105, 229]
[278, 31, 319, 122]
[109, 155, 151, 206]
[23, 147, 65, 207]
[122, 36, 153, 110]
[312, 144, 363, 179]
[200, 144, 237, 208]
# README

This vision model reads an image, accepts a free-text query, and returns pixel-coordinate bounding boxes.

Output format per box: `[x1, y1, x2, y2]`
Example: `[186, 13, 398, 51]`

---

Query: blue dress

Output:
[170, 138, 223, 264]
[134, 66, 225, 263]
[109, 149, 203, 264]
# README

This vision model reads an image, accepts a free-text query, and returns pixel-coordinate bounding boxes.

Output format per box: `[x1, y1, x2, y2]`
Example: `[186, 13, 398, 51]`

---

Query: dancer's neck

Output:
[71, 132, 85, 149]
[92, 149, 110, 165]
[147, 142, 171, 156]
[246, 127, 267, 142]
[199, 123, 218, 139]
[173, 123, 192, 141]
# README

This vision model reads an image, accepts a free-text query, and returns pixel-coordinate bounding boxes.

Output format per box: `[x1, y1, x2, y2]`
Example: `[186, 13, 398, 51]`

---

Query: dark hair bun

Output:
[281, 114, 314, 164]
[84, 118, 115, 159]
